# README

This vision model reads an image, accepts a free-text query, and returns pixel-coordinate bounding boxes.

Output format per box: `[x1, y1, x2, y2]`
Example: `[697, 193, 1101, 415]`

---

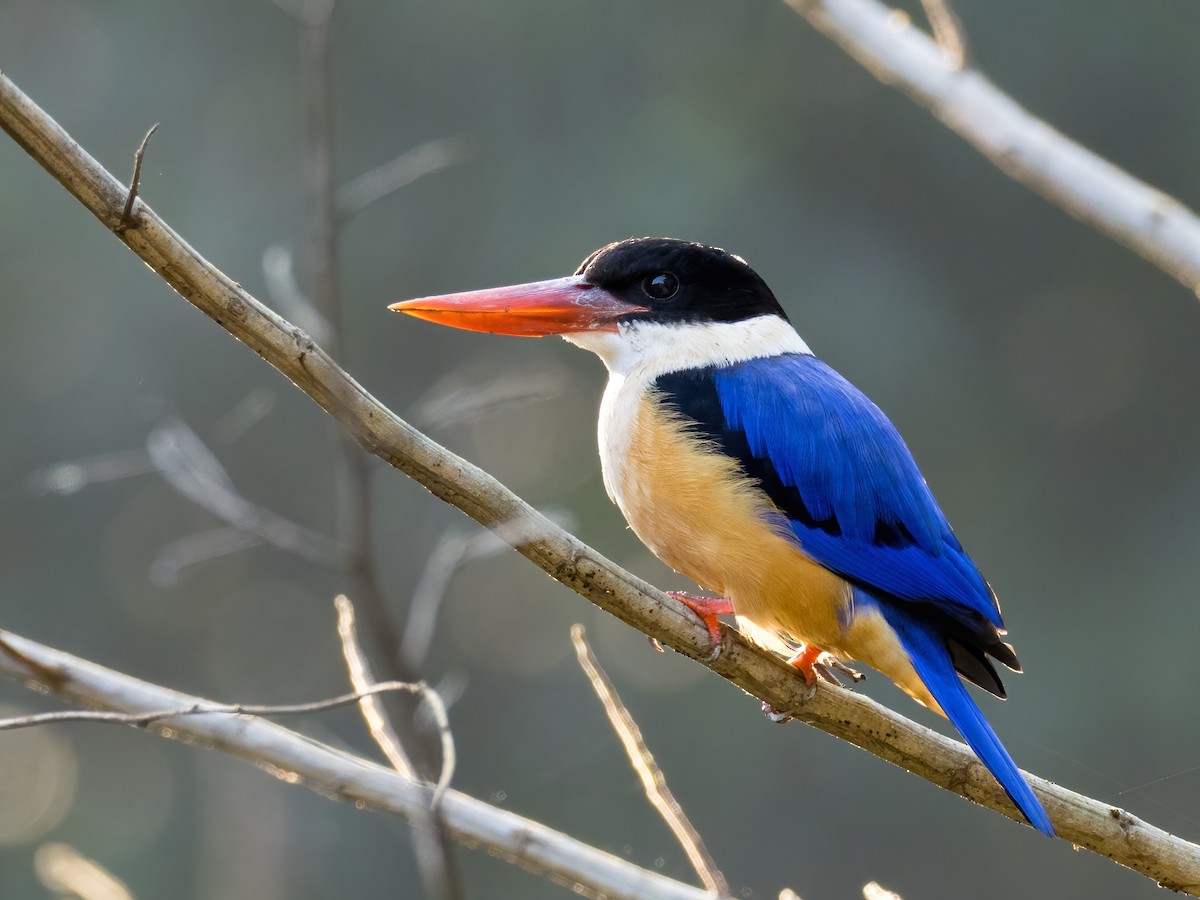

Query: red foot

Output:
[786, 644, 825, 686]
[666, 591, 734, 654]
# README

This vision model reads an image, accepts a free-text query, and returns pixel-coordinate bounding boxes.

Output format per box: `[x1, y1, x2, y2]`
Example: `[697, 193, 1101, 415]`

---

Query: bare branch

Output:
[27, 448, 154, 496]
[398, 531, 473, 672]
[337, 137, 471, 220]
[571, 625, 730, 897]
[918, 0, 968, 69]
[35, 843, 135, 900]
[784, 0, 1200, 296]
[117, 123, 159, 230]
[334, 594, 458, 900]
[334, 593, 417, 778]
[149, 527, 264, 586]
[4, 71, 1200, 892]
[0, 628, 713, 900]
[147, 418, 347, 567]
[409, 367, 565, 431]
[399, 511, 576, 671]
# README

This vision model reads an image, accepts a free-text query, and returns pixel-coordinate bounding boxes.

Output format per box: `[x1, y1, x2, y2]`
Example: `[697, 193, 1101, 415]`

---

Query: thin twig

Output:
[27, 448, 154, 496]
[149, 527, 264, 586]
[337, 137, 470, 220]
[118, 123, 159, 228]
[0, 680, 430, 731]
[415, 689, 454, 808]
[5, 71, 1200, 892]
[0, 628, 711, 900]
[571, 625, 731, 897]
[147, 418, 348, 568]
[213, 387, 277, 445]
[398, 512, 577, 672]
[262, 245, 332, 344]
[409, 367, 565, 431]
[918, 0, 969, 69]
[335, 594, 459, 900]
[334, 593, 416, 778]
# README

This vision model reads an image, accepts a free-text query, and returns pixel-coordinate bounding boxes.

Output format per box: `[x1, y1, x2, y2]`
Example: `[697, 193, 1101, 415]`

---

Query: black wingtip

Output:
[949, 638, 1007, 698]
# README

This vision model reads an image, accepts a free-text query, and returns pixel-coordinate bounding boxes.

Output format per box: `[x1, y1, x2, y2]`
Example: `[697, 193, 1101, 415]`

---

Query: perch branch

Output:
[2, 71, 1200, 893]
[784, 0, 1200, 296]
[0, 628, 714, 900]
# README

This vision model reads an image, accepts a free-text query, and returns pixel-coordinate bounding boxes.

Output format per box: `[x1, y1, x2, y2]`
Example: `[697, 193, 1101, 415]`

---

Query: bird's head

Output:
[390, 237, 800, 372]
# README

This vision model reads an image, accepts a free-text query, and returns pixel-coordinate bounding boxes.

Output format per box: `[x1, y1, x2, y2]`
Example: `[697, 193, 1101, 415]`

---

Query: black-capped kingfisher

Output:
[391, 237, 1055, 837]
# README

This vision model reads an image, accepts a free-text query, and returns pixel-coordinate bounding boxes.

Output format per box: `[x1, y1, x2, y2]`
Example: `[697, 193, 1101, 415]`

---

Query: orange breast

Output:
[605, 388, 854, 651]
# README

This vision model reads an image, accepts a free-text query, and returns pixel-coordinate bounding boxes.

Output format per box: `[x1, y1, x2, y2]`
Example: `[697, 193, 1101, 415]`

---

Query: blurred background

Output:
[3, 1, 1200, 897]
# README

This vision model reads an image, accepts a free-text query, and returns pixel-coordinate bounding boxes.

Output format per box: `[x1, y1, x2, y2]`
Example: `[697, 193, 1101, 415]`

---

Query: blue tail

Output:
[880, 604, 1056, 837]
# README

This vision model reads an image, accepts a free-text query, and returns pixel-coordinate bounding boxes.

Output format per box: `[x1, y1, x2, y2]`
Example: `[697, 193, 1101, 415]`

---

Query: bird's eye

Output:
[642, 272, 679, 300]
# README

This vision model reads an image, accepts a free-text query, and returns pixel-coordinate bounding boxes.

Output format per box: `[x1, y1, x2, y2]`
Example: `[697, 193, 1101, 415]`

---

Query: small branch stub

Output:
[919, 0, 970, 69]
[118, 123, 159, 230]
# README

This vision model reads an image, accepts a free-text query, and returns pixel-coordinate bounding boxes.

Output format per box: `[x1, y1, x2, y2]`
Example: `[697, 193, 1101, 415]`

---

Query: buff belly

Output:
[599, 385, 939, 711]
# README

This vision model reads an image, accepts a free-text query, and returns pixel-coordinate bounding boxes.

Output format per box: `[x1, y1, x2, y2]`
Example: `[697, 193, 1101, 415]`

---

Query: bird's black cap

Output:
[576, 237, 788, 326]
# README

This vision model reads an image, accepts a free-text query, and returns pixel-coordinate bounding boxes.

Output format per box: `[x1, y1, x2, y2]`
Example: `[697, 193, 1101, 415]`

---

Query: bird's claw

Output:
[761, 691, 811, 723]
[762, 702, 793, 723]
[666, 591, 734, 663]
[812, 658, 865, 686]
[703, 637, 723, 664]
[787, 643, 863, 689]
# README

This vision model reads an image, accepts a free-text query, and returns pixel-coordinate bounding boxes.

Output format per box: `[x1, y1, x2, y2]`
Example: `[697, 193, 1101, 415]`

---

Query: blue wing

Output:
[656, 353, 1018, 690]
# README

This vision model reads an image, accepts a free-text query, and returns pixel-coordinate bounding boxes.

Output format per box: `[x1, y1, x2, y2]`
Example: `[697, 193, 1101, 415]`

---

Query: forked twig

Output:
[147, 418, 347, 568]
[335, 595, 455, 802]
[571, 625, 730, 897]
[334, 594, 459, 900]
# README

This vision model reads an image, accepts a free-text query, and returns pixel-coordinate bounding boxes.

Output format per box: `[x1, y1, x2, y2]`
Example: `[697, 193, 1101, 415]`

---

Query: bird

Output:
[390, 237, 1055, 837]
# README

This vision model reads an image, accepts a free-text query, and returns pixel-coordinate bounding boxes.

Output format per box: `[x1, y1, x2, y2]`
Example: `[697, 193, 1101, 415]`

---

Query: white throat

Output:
[562, 314, 812, 379]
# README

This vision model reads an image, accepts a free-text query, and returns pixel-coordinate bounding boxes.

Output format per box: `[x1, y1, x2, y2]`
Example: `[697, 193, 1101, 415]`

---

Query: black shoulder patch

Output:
[654, 367, 841, 537]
